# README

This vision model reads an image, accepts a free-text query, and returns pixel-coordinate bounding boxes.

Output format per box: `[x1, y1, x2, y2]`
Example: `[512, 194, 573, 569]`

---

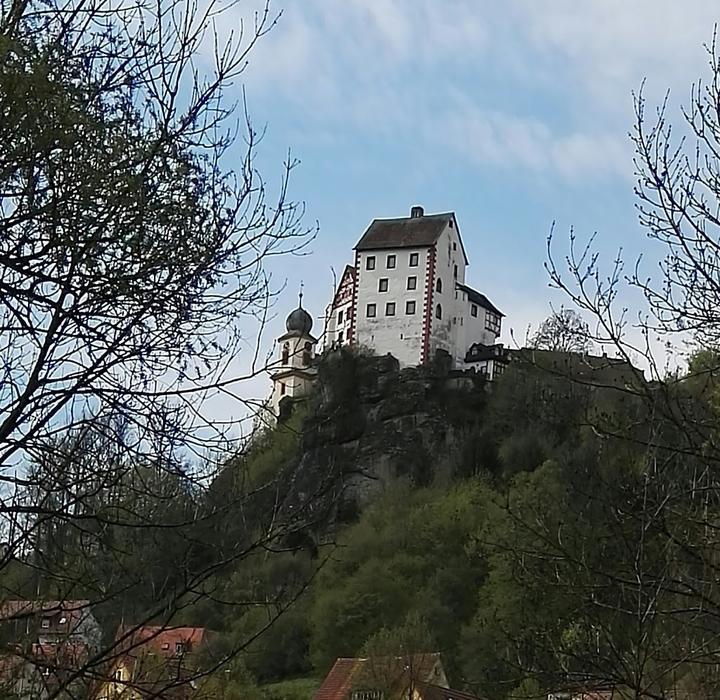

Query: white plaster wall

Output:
[269, 372, 314, 415]
[428, 224, 467, 363]
[463, 299, 497, 348]
[269, 333, 316, 415]
[326, 299, 353, 347]
[354, 248, 428, 366]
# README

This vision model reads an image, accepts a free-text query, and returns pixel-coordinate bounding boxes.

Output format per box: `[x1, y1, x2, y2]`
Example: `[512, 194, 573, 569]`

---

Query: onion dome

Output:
[286, 306, 313, 335]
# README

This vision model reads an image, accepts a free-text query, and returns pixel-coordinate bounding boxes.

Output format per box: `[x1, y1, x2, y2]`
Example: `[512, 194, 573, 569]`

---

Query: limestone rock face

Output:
[296, 348, 487, 514]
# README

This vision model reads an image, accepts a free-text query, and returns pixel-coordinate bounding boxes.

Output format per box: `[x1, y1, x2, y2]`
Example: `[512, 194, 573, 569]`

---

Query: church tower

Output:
[269, 293, 318, 418]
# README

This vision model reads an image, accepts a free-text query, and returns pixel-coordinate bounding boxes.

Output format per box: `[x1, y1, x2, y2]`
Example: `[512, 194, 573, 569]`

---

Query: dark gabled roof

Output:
[416, 682, 485, 700]
[355, 213, 453, 252]
[456, 283, 503, 317]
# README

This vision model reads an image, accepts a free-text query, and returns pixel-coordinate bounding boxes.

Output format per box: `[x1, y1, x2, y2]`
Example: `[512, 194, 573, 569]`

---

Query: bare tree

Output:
[530, 309, 592, 354]
[0, 0, 332, 695]
[530, 30, 720, 700]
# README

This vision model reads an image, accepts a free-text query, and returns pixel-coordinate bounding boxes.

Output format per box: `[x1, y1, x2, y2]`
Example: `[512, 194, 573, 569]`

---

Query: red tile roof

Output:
[315, 654, 445, 700]
[115, 624, 206, 658]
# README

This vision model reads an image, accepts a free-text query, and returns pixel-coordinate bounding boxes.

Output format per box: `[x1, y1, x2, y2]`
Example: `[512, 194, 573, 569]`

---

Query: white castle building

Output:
[267, 206, 506, 417]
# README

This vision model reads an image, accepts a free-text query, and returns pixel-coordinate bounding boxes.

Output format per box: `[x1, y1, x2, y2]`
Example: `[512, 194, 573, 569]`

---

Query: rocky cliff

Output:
[289, 348, 489, 517]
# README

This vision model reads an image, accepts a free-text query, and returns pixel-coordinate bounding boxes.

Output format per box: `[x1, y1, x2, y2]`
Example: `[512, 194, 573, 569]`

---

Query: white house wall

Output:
[427, 223, 467, 363]
[354, 247, 429, 366]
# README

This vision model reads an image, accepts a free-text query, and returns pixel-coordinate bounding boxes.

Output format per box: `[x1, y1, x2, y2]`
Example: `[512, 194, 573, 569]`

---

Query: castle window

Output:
[385, 302, 396, 316]
[378, 278, 389, 293]
[436, 278, 442, 293]
[281, 342, 290, 364]
[471, 304, 478, 318]
[338, 331, 344, 344]
[454, 264, 458, 279]
[338, 309, 344, 325]
[366, 304, 376, 318]
[41, 618, 50, 629]
[435, 304, 442, 320]
[409, 252, 419, 267]
[407, 276, 417, 290]
[303, 341, 312, 366]
[366, 256, 376, 270]
[453, 242, 457, 250]
[485, 312, 501, 334]
[280, 382, 286, 396]
[386, 254, 396, 269]
[406, 300, 416, 315]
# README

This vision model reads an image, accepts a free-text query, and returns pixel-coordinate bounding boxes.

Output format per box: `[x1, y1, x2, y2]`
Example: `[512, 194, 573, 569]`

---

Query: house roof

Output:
[0, 600, 92, 633]
[416, 682, 485, 700]
[355, 213, 453, 252]
[115, 625, 206, 658]
[456, 283, 503, 317]
[314, 654, 445, 700]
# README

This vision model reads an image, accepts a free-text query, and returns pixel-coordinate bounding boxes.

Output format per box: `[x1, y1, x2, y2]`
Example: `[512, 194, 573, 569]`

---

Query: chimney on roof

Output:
[410, 205, 424, 218]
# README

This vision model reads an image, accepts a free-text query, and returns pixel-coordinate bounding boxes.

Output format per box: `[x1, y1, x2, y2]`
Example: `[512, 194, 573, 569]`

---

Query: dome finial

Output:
[299, 281, 304, 308]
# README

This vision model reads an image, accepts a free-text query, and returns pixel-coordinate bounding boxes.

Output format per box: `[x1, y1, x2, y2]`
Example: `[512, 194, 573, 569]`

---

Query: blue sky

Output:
[209, 0, 720, 420]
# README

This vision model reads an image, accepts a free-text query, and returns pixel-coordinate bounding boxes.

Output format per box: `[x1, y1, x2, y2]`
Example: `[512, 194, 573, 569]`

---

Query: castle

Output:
[268, 206, 506, 417]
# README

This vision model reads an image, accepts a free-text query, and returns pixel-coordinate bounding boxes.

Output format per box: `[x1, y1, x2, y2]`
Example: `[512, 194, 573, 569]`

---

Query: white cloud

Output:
[222, 1, 720, 180]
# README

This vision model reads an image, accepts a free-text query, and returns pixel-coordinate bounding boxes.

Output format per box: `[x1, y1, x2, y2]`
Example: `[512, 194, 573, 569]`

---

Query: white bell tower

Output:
[269, 288, 318, 418]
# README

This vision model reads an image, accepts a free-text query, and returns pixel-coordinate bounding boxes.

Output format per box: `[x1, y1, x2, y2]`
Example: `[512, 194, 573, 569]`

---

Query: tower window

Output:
[280, 382, 286, 396]
[385, 302, 396, 316]
[386, 254, 396, 269]
[281, 342, 290, 364]
[453, 242, 457, 250]
[366, 304, 376, 318]
[407, 276, 417, 290]
[409, 252, 419, 267]
[378, 278, 389, 292]
[436, 278, 442, 293]
[471, 304, 478, 318]
[454, 264, 458, 279]
[303, 341, 312, 366]
[406, 300, 416, 315]
[338, 309, 344, 324]
[435, 304, 442, 320]
[366, 256, 376, 270]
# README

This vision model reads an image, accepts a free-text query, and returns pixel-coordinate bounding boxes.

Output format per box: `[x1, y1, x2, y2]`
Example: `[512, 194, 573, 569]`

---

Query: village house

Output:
[314, 653, 483, 700]
[94, 624, 209, 700]
[0, 600, 102, 698]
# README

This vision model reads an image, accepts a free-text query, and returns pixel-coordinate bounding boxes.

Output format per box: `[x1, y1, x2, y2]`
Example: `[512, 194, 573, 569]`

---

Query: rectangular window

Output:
[386, 254, 396, 269]
[385, 302, 396, 316]
[485, 312, 501, 334]
[407, 276, 417, 290]
[471, 304, 478, 318]
[175, 642, 185, 655]
[453, 242, 457, 251]
[338, 309, 344, 325]
[378, 278, 389, 292]
[366, 256, 376, 270]
[409, 252, 419, 267]
[41, 619, 50, 629]
[366, 303, 376, 318]
[338, 330, 344, 343]
[406, 301, 416, 315]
